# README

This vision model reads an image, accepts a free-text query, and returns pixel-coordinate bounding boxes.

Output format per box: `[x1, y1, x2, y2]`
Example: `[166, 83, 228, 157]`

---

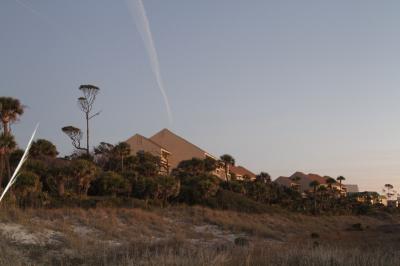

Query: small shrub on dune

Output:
[178, 174, 220, 205]
[89, 171, 130, 197]
[310, 232, 320, 239]
[234, 237, 250, 246]
[350, 223, 363, 231]
[206, 190, 269, 213]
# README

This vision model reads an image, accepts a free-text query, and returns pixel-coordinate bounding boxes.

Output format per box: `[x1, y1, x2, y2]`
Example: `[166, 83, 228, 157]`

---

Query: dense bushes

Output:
[90, 171, 130, 197]
[206, 190, 270, 213]
[13, 171, 45, 208]
[14, 171, 40, 193]
[154, 175, 180, 206]
[130, 175, 180, 206]
[3, 137, 393, 215]
[178, 174, 220, 205]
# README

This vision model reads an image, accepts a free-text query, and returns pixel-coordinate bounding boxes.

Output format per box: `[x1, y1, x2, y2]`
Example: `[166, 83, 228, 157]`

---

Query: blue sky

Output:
[2, 0, 400, 191]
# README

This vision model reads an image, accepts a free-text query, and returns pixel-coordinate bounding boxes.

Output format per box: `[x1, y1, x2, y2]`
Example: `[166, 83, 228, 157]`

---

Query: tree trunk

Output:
[83, 182, 90, 197]
[0, 154, 4, 188]
[57, 180, 65, 197]
[3, 153, 11, 180]
[86, 112, 89, 155]
[224, 164, 229, 182]
[163, 196, 167, 208]
[3, 122, 10, 136]
[313, 187, 317, 213]
[1, 121, 11, 181]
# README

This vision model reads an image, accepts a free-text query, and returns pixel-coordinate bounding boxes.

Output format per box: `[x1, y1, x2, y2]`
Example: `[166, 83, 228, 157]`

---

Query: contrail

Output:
[125, 0, 173, 125]
[0, 124, 38, 203]
[14, 0, 54, 28]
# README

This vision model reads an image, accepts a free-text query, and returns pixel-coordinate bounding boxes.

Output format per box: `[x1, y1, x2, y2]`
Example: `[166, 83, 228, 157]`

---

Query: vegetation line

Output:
[0, 124, 38, 203]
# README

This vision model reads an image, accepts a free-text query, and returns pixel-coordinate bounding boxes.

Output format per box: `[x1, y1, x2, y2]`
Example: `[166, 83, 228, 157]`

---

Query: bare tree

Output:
[62, 126, 86, 152]
[77, 85, 100, 155]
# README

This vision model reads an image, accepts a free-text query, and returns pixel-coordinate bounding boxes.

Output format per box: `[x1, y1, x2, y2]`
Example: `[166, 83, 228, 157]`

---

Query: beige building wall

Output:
[275, 176, 295, 188]
[150, 128, 214, 170]
[126, 134, 163, 157]
[125, 134, 171, 174]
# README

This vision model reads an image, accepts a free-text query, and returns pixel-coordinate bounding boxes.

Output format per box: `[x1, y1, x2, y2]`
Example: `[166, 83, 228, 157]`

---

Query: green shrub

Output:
[353, 203, 373, 215]
[90, 171, 130, 197]
[311, 232, 320, 239]
[178, 174, 220, 205]
[234, 237, 250, 246]
[350, 223, 363, 231]
[131, 175, 158, 200]
[154, 175, 180, 206]
[25, 159, 48, 178]
[206, 190, 269, 213]
[69, 159, 98, 196]
[221, 180, 246, 194]
[14, 171, 40, 193]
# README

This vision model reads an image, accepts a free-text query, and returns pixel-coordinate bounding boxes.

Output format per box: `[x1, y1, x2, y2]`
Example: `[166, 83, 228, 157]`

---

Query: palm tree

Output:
[0, 133, 16, 187]
[325, 177, 336, 193]
[155, 175, 180, 207]
[70, 159, 97, 196]
[256, 172, 271, 184]
[336, 176, 346, 197]
[0, 98, 24, 185]
[113, 142, 131, 171]
[309, 180, 320, 212]
[0, 97, 24, 136]
[220, 154, 235, 182]
[324, 177, 337, 209]
[94, 142, 114, 169]
[317, 185, 328, 210]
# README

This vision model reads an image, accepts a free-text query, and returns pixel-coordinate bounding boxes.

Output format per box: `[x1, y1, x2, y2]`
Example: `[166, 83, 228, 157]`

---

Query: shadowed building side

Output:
[229, 165, 256, 180]
[274, 172, 347, 196]
[149, 128, 219, 170]
[274, 176, 295, 187]
[345, 184, 359, 194]
[125, 128, 256, 180]
[150, 128, 228, 178]
[125, 134, 171, 174]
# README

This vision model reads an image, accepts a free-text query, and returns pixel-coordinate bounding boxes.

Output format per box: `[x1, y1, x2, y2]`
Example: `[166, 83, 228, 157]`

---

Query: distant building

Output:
[350, 191, 381, 205]
[274, 176, 298, 189]
[125, 134, 171, 174]
[228, 165, 256, 180]
[345, 184, 359, 194]
[149, 128, 218, 170]
[125, 128, 258, 179]
[274, 172, 325, 192]
[387, 200, 398, 208]
[274, 172, 345, 195]
[376, 195, 398, 207]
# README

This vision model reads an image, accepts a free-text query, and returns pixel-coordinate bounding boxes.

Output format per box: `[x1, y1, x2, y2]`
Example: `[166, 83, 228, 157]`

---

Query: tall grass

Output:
[0, 206, 398, 265]
[1, 241, 397, 266]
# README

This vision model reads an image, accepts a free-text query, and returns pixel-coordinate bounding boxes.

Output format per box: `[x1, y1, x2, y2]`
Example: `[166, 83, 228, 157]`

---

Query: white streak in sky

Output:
[126, 0, 173, 125]
[14, 0, 54, 27]
[0, 124, 39, 203]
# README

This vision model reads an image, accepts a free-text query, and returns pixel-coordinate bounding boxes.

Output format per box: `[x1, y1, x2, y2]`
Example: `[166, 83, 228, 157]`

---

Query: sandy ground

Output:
[0, 207, 399, 265]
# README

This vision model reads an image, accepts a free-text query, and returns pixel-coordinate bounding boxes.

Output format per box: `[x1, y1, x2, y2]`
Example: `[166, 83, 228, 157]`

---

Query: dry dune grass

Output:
[0, 205, 399, 265]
